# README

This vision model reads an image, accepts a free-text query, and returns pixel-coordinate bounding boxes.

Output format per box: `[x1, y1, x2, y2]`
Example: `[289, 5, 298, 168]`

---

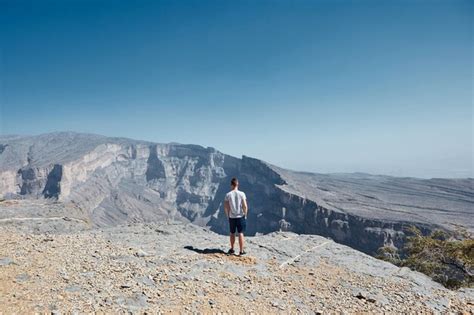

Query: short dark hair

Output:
[231, 177, 238, 187]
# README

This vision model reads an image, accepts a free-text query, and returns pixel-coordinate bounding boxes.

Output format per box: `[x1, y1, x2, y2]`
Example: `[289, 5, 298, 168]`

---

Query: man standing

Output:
[224, 177, 248, 255]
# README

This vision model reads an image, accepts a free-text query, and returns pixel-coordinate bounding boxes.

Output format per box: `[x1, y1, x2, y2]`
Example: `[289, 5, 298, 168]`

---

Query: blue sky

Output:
[1, 0, 472, 178]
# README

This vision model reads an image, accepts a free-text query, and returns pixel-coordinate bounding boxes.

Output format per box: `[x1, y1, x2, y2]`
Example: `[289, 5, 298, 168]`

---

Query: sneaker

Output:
[227, 248, 235, 255]
[239, 251, 246, 256]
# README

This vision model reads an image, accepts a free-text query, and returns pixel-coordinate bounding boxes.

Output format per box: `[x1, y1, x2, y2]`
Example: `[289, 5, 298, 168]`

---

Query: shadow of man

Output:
[184, 246, 226, 255]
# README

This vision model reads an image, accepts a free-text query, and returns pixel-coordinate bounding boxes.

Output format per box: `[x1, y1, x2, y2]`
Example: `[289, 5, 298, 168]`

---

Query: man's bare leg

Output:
[238, 233, 244, 253]
[230, 233, 235, 250]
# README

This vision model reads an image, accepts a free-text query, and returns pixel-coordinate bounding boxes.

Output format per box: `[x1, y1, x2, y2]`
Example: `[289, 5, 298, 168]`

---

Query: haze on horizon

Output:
[0, 0, 472, 179]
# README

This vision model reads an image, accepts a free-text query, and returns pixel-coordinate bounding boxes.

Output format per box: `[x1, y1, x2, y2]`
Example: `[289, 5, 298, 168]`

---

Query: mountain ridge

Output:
[4, 131, 469, 179]
[0, 132, 472, 256]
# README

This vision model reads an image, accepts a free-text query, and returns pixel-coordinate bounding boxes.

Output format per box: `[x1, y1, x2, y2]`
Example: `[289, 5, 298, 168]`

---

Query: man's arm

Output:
[242, 198, 248, 217]
[224, 200, 230, 218]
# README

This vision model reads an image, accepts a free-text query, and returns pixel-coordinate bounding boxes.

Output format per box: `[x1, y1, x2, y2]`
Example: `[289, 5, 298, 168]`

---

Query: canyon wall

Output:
[1, 132, 472, 255]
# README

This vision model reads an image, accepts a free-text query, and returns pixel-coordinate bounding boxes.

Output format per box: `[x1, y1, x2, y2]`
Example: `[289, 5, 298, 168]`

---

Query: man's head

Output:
[231, 177, 239, 189]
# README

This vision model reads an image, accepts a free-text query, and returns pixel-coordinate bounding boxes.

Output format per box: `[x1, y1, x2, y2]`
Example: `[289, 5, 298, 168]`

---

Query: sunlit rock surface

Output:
[0, 215, 472, 313]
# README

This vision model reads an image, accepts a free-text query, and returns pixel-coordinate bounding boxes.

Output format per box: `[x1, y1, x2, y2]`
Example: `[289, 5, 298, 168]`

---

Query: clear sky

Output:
[1, 0, 472, 178]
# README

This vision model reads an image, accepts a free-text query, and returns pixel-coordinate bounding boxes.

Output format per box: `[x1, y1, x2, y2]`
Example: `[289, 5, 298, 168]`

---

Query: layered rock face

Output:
[0, 132, 472, 254]
[210, 156, 473, 254]
[0, 132, 239, 227]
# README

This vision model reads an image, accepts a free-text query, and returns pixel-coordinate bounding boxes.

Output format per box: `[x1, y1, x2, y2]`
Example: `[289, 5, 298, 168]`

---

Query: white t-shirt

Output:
[225, 189, 247, 218]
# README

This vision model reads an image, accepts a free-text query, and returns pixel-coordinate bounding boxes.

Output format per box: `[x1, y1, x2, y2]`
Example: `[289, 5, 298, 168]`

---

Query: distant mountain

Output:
[0, 132, 472, 254]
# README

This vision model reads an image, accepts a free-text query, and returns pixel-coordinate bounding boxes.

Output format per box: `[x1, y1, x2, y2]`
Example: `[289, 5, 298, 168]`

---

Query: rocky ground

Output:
[1, 219, 473, 313]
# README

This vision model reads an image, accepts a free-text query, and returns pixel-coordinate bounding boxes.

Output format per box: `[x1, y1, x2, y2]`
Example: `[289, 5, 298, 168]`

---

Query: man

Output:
[224, 177, 248, 255]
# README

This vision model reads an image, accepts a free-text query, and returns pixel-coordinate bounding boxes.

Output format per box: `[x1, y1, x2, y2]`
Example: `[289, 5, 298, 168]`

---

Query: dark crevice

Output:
[146, 145, 166, 182]
[43, 164, 63, 199]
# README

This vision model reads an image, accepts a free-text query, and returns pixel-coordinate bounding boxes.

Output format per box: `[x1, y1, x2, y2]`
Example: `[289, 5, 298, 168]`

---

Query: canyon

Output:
[0, 132, 472, 255]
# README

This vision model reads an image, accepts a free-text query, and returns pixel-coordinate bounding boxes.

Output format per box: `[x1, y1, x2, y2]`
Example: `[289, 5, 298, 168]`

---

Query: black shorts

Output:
[229, 217, 246, 234]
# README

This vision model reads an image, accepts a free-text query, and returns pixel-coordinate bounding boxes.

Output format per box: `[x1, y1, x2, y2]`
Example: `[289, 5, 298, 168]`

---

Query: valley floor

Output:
[0, 223, 472, 313]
